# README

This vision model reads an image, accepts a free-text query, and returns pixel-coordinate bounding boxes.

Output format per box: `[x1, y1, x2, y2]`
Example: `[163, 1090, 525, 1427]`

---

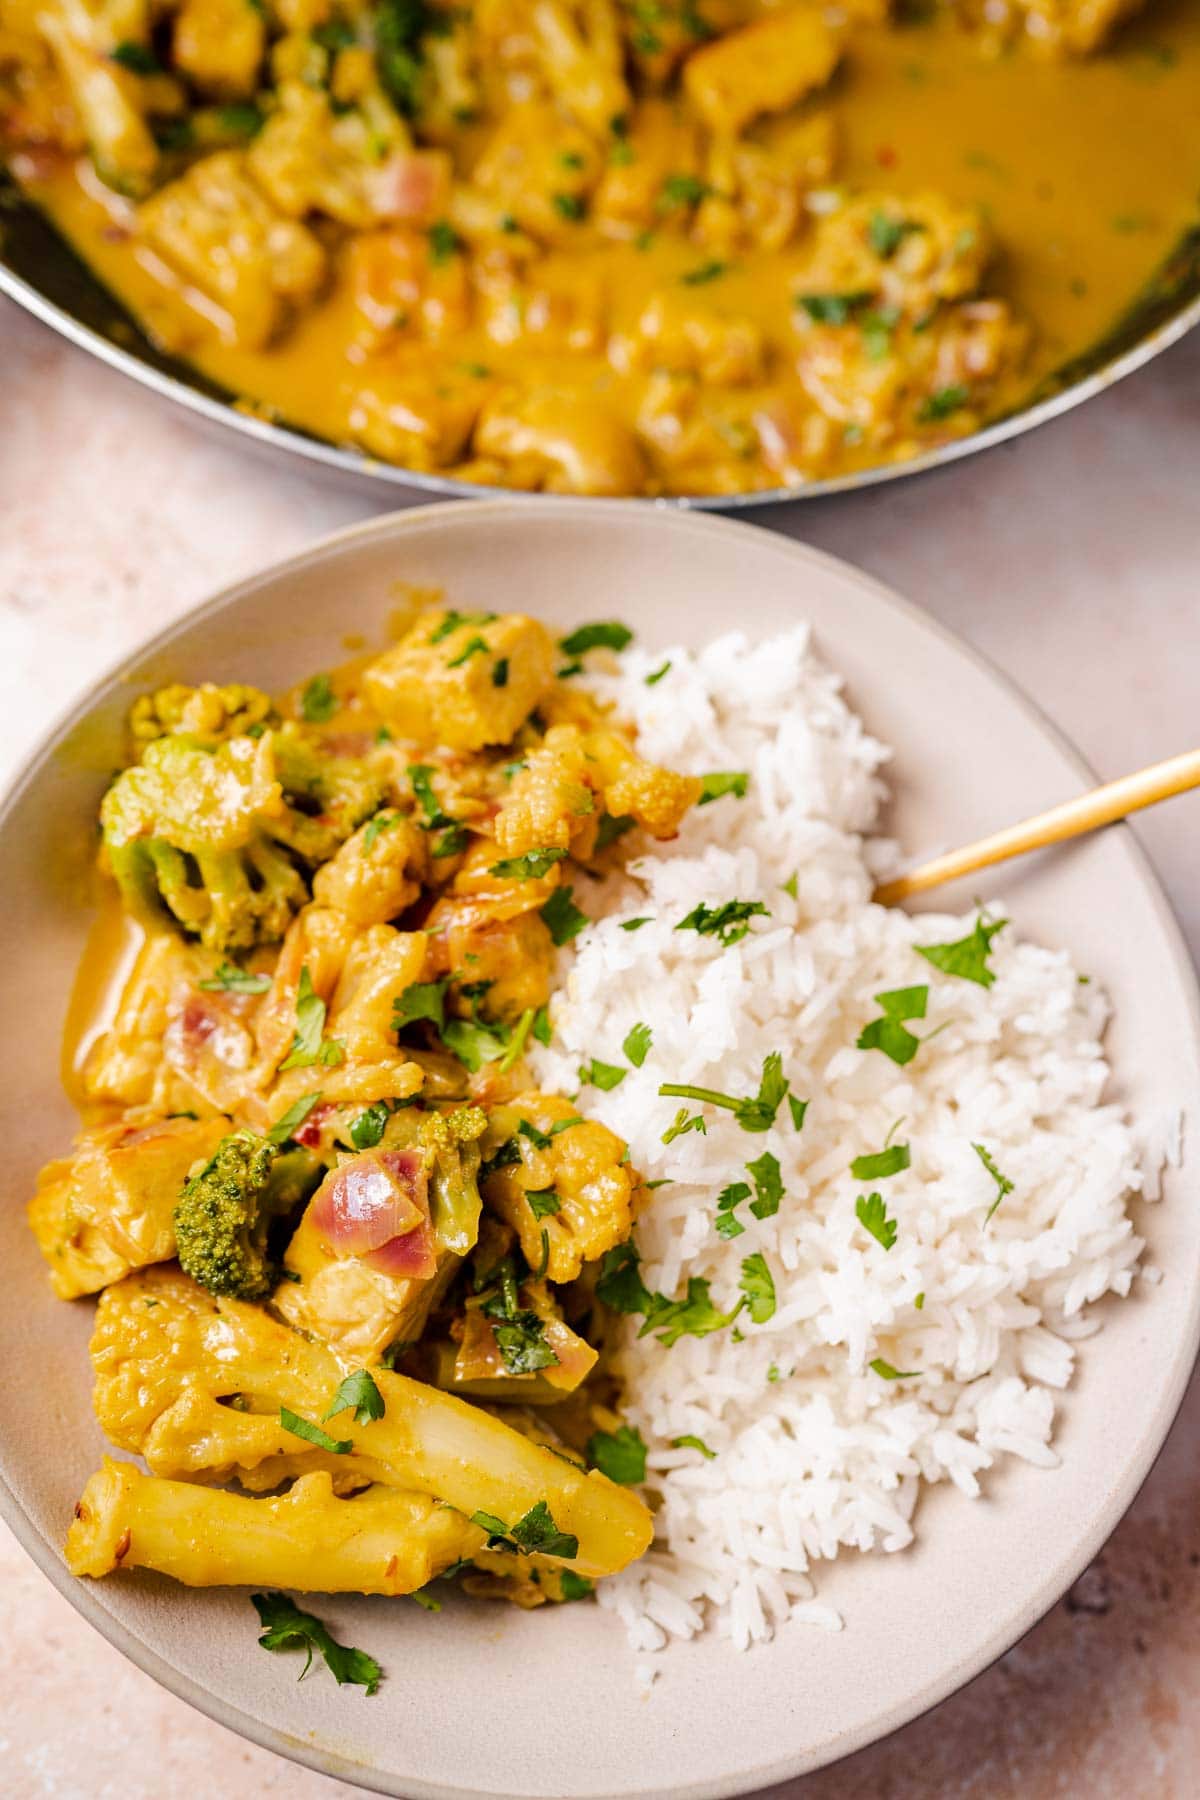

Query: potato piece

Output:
[29, 1115, 229, 1299]
[615, 289, 766, 385]
[67, 1460, 483, 1592]
[363, 609, 556, 751]
[529, 0, 629, 136]
[796, 191, 994, 322]
[682, 7, 840, 137]
[955, 0, 1146, 54]
[426, 902, 555, 1021]
[37, 0, 158, 195]
[471, 101, 604, 245]
[346, 226, 471, 354]
[172, 0, 265, 99]
[346, 358, 490, 472]
[592, 97, 701, 236]
[137, 151, 326, 349]
[490, 724, 600, 860]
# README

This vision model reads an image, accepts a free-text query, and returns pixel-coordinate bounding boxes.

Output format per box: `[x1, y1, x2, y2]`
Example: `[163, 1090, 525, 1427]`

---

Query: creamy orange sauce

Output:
[11, 3, 1200, 492]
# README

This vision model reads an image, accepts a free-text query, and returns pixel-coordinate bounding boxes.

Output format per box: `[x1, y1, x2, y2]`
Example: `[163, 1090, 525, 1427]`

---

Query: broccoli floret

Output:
[418, 1106, 487, 1256]
[173, 1131, 317, 1299]
[101, 731, 307, 951]
[129, 683, 276, 749]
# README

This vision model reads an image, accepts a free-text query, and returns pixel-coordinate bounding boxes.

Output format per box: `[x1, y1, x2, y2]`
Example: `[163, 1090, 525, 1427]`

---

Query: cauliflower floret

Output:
[796, 191, 995, 323]
[614, 288, 766, 385]
[36, 0, 160, 193]
[481, 1093, 636, 1283]
[362, 608, 557, 751]
[137, 150, 326, 349]
[591, 96, 701, 236]
[311, 812, 429, 927]
[247, 79, 418, 227]
[346, 224, 471, 354]
[527, 0, 629, 137]
[471, 100, 605, 245]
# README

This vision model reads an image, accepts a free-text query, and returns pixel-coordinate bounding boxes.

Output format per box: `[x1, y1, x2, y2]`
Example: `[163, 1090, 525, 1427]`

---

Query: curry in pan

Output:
[1, 1, 1197, 496]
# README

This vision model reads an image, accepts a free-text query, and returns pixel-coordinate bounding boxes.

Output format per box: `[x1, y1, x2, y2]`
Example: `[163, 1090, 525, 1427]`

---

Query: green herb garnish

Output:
[323, 1370, 385, 1427]
[266, 1092, 322, 1145]
[676, 899, 769, 947]
[973, 1142, 1014, 1220]
[559, 621, 633, 656]
[739, 1253, 776, 1323]
[280, 967, 344, 1071]
[490, 847, 568, 880]
[697, 771, 749, 806]
[747, 1151, 783, 1218]
[623, 1022, 652, 1067]
[850, 1144, 911, 1180]
[252, 1593, 381, 1694]
[659, 1051, 790, 1133]
[349, 1103, 389, 1150]
[579, 1057, 626, 1091]
[672, 1434, 715, 1459]
[540, 885, 588, 945]
[299, 673, 337, 722]
[856, 986, 928, 1066]
[586, 1424, 647, 1484]
[199, 962, 271, 995]
[715, 1181, 750, 1239]
[856, 1191, 897, 1251]
[280, 1406, 351, 1454]
[869, 1357, 920, 1381]
[916, 913, 1007, 988]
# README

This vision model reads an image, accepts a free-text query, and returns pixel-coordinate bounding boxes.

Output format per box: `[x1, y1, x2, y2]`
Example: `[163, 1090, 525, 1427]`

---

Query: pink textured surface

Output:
[3, 295, 1199, 1800]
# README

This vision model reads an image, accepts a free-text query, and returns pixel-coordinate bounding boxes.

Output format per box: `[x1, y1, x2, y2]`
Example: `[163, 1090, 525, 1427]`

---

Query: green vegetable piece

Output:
[492, 658, 509, 688]
[580, 1057, 626, 1091]
[868, 210, 918, 258]
[645, 661, 671, 686]
[525, 1188, 561, 1220]
[917, 384, 970, 424]
[110, 40, 162, 74]
[540, 885, 588, 945]
[490, 847, 568, 880]
[280, 1406, 352, 1454]
[672, 1435, 715, 1459]
[620, 916, 652, 932]
[623, 1022, 652, 1067]
[559, 1570, 594, 1601]
[642, 1278, 743, 1347]
[595, 1239, 655, 1315]
[856, 1191, 897, 1251]
[788, 1095, 808, 1130]
[323, 1370, 385, 1427]
[393, 977, 449, 1031]
[595, 812, 635, 850]
[869, 1358, 920, 1381]
[798, 290, 873, 325]
[856, 986, 929, 1066]
[349, 1103, 389, 1150]
[174, 1129, 307, 1299]
[428, 219, 463, 263]
[362, 810, 402, 853]
[442, 1016, 516, 1073]
[697, 771, 749, 805]
[714, 1181, 750, 1240]
[659, 1050, 791, 1133]
[916, 914, 1007, 988]
[446, 635, 489, 668]
[266, 1092, 322, 1145]
[662, 1108, 705, 1144]
[559, 620, 633, 656]
[739, 1253, 776, 1324]
[747, 1151, 783, 1219]
[299, 674, 337, 722]
[281, 966, 343, 1070]
[252, 1592, 381, 1694]
[973, 1141, 1015, 1221]
[681, 260, 729, 285]
[675, 899, 769, 947]
[850, 1144, 911, 1180]
[199, 961, 272, 994]
[586, 1424, 647, 1485]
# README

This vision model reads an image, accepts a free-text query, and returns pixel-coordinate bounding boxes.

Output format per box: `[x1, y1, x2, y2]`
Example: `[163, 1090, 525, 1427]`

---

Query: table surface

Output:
[3, 294, 1198, 1800]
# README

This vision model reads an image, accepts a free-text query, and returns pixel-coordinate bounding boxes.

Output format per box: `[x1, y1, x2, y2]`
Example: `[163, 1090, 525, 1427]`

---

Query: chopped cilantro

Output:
[266, 1092, 322, 1145]
[392, 978, 449, 1032]
[559, 1570, 594, 1601]
[446, 635, 489, 668]
[697, 771, 750, 806]
[429, 609, 495, 644]
[715, 1181, 750, 1239]
[914, 1291, 925, 1310]
[199, 962, 271, 995]
[659, 1051, 791, 1133]
[681, 260, 729, 285]
[645, 660, 671, 685]
[620, 916, 652, 932]
[428, 219, 463, 263]
[869, 1357, 920, 1381]
[658, 172, 709, 211]
[252, 1592, 381, 1694]
[623, 1022, 652, 1067]
[280, 1406, 351, 1454]
[798, 291, 873, 326]
[916, 913, 1007, 988]
[739, 1253, 776, 1324]
[595, 1239, 655, 1315]
[781, 871, 799, 899]
[553, 192, 586, 221]
[856, 1191, 898, 1251]
[641, 1277, 743, 1347]
[559, 621, 633, 656]
[281, 967, 344, 1071]
[788, 1095, 809, 1131]
[532, 1006, 553, 1046]
[856, 986, 929, 1066]
[540, 885, 588, 945]
[595, 811, 635, 850]
[973, 1141, 1014, 1221]
[473, 1501, 578, 1559]
[299, 673, 337, 722]
[586, 1424, 647, 1484]
[850, 1144, 911, 1180]
[492, 658, 509, 688]
[525, 1188, 561, 1220]
[676, 899, 769, 947]
[672, 1434, 715, 1459]
[362, 810, 403, 853]
[917, 384, 970, 424]
[442, 1016, 519, 1073]
[747, 1150, 784, 1219]
[490, 847, 568, 880]
[662, 1107, 706, 1144]
[110, 41, 162, 74]
[517, 1115, 581, 1151]
[323, 1370, 385, 1427]
[580, 1057, 627, 1091]
[868, 210, 919, 258]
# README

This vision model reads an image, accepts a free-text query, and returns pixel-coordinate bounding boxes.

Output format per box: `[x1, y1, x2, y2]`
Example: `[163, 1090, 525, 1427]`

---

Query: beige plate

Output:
[1, 501, 1197, 1800]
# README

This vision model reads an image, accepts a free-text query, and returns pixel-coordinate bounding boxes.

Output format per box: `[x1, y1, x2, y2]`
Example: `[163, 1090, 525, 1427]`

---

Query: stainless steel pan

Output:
[3, 168, 1198, 508]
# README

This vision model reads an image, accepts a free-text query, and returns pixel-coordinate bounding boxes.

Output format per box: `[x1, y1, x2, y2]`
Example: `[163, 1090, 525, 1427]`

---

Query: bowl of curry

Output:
[2, 0, 1198, 502]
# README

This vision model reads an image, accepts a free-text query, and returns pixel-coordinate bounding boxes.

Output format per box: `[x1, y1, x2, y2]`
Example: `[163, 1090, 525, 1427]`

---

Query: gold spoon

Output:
[874, 748, 1200, 907]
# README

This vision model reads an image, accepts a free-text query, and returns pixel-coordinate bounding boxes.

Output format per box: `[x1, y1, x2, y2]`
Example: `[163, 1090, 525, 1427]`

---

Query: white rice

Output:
[529, 625, 1166, 1659]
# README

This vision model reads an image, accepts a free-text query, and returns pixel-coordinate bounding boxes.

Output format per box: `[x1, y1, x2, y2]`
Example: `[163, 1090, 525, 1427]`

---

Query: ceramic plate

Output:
[1, 502, 1197, 1799]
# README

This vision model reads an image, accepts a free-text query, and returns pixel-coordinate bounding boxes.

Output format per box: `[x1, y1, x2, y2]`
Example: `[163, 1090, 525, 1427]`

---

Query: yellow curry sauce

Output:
[3, 1, 1199, 496]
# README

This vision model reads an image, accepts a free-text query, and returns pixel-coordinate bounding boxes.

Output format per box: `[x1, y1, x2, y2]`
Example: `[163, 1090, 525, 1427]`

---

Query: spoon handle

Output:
[874, 748, 1200, 906]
